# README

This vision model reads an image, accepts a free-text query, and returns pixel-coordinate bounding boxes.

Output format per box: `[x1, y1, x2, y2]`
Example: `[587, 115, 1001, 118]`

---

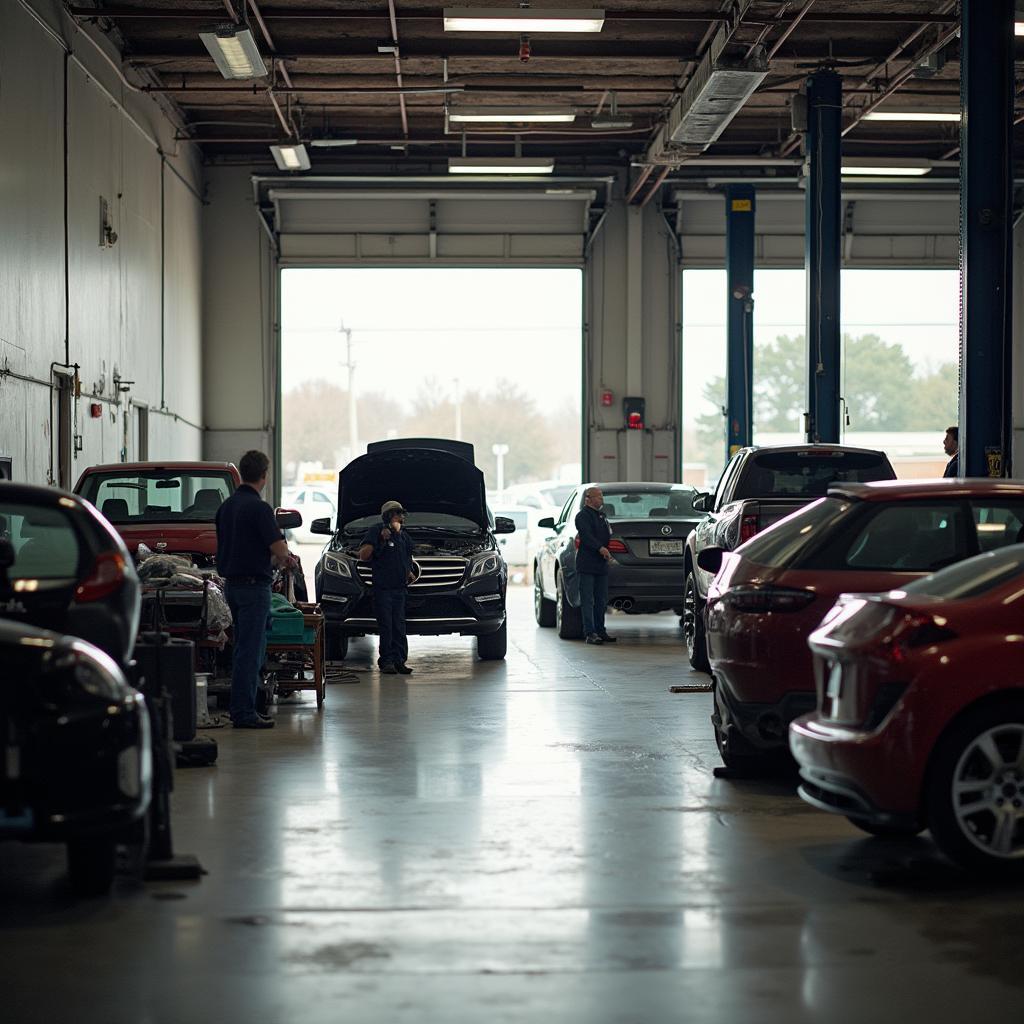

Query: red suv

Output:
[791, 544, 1024, 871]
[703, 480, 1024, 772]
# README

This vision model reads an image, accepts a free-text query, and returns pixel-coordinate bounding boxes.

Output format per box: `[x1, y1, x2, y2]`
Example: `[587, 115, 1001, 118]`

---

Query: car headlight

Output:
[323, 554, 354, 578]
[470, 553, 501, 578]
[57, 643, 133, 701]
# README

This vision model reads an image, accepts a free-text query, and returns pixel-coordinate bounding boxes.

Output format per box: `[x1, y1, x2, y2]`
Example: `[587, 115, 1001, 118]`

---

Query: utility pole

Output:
[453, 377, 462, 440]
[492, 443, 509, 494]
[340, 320, 359, 461]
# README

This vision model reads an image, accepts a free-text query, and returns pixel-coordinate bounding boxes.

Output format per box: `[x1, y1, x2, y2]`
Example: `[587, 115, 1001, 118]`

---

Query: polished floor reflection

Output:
[2, 589, 1022, 1022]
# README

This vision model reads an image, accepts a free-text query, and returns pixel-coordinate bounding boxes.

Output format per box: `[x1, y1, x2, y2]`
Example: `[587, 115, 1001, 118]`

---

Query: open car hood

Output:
[339, 446, 487, 529]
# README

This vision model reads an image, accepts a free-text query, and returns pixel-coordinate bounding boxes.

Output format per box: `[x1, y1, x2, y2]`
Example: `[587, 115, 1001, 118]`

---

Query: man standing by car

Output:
[943, 426, 959, 478]
[575, 486, 616, 645]
[358, 500, 416, 675]
[216, 450, 297, 729]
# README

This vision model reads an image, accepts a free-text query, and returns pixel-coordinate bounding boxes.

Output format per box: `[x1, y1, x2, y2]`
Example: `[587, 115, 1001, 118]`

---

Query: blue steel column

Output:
[725, 186, 755, 457]
[960, 0, 1014, 477]
[804, 69, 842, 444]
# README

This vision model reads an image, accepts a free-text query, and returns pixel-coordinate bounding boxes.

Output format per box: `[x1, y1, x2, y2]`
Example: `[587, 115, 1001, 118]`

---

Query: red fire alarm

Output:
[600, 389, 614, 408]
[90, 403, 102, 418]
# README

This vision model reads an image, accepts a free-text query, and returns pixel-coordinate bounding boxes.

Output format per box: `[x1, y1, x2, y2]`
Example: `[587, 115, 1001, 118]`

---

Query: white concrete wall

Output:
[0, 2, 203, 486]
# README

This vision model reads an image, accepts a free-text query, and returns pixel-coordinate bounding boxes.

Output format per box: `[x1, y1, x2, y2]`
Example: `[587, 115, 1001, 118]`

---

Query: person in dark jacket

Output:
[358, 499, 416, 675]
[943, 426, 959, 478]
[574, 486, 616, 645]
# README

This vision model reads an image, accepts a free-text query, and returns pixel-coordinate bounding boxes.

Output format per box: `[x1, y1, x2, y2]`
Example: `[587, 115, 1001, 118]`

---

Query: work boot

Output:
[395, 663, 413, 675]
[599, 632, 617, 643]
[233, 716, 275, 729]
[380, 662, 399, 675]
[585, 633, 604, 645]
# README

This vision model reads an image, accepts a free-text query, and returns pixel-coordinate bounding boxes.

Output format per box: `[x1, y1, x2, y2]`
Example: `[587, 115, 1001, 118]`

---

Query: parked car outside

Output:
[313, 439, 515, 661]
[285, 487, 337, 544]
[704, 479, 1024, 773]
[0, 616, 151, 895]
[791, 544, 1024, 870]
[534, 483, 702, 638]
[489, 505, 535, 567]
[0, 481, 141, 667]
[683, 444, 896, 670]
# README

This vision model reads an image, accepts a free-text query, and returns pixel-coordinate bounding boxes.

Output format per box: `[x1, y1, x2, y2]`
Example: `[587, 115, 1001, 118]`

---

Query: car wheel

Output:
[845, 817, 924, 839]
[683, 573, 710, 673]
[926, 700, 1024, 872]
[325, 629, 349, 662]
[555, 572, 583, 640]
[67, 835, 118, 897]
[477, 621, 508, 661]
[534, 568, 556, 627]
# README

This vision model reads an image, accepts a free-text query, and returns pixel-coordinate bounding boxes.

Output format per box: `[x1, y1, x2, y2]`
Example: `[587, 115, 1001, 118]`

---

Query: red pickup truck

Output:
[74, 461, 241, 565]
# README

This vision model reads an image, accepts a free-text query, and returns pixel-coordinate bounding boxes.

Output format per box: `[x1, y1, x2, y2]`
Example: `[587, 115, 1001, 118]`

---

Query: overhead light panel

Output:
[309, 139, 359, 148]
[1016, 21, 1024, 35]
[270, 143, 311, 171]
[443, 8, 605, 32]
[863, 110, 960, 123]
[448, 106, 576, 123]
[840, 160, 931, 177]
[199, 25, 268, 80]
[448, 157, 555, 174]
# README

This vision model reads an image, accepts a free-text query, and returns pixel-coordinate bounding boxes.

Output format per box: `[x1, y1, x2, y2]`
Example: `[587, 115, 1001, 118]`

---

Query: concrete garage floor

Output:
[2, 589, 1022, 1022]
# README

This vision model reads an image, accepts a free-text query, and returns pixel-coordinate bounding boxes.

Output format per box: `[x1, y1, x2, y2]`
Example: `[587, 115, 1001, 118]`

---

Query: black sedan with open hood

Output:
[312, 439, 515, 661]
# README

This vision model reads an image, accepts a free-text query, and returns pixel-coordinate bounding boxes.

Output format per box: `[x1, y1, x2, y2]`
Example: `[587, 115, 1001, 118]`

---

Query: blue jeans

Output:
[375, 587, 408, 666]
[578, 572, 608, 637]
[227, 583, 271, 723]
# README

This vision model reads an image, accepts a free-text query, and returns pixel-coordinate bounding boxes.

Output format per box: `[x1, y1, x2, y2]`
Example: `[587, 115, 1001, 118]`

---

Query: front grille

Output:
[356, 555, 468, 590]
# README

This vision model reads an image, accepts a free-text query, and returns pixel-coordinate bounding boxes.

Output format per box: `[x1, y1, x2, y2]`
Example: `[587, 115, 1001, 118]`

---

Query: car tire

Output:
[925, 699, 1024, 872]
[683, 573, 710, 673]
[477, 621, 508, 661]
[555, 572, 583, 640]
[845, 817, 924, 840]
[534, 568, 556, 627]
[325, 629, 349, 662]
[67, 835, 118, 897]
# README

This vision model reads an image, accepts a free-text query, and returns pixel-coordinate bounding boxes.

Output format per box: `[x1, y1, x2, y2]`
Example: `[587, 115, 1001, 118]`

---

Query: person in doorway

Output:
[575, 486, 616, 645]
[943, 425, 959, 478]
[216, 450, 298, 729]
[358, 500, 416, 675]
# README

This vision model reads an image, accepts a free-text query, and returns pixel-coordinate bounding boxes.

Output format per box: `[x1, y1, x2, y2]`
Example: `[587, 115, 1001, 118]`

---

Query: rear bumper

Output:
[714, 679, 817, 753]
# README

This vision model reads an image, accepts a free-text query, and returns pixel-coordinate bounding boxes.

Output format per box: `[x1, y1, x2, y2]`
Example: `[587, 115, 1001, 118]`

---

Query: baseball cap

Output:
[381, 500, 406, 516]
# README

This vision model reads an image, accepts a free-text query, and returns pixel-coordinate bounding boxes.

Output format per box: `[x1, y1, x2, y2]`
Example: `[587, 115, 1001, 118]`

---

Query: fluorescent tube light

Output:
[270, 143, 311, 171]
[199, 25, 268, 80]
[443, 8, 605, 32]
[448, 106, 576, 123]
[1016, 21, 1024, 35]
[448, 157, 555, 174]
[840, 164, 931, 177]
[863, 110, 960, 123]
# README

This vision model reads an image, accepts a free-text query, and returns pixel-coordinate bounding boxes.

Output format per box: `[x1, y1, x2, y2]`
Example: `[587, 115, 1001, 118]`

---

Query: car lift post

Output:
[804, 68, 842, 444]
[959, 0, 1014, 477]
[725, 185, 756, 459]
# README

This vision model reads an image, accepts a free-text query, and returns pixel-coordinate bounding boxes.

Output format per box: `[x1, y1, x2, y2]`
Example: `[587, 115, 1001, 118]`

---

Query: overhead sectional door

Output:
[270, 188, 596, 266]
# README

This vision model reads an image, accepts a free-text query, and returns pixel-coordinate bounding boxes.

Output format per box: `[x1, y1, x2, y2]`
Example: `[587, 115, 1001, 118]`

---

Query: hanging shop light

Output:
[270, 143, 311, 171]
[199, 24, 268, 80]
[443, 8, 605, 32]
[448, 156, 555, 174]
[448, 106, 577, 123]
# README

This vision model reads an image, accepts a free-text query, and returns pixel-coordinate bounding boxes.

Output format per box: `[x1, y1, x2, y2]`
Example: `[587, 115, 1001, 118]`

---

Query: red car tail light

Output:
[75, 551, 127, 603]
[871, 612, 957, 665]
[607, 538, 628, 553]
[739, 514, 759, 545]
[574, 536, 580, 550]
[722, 585, 816, 613]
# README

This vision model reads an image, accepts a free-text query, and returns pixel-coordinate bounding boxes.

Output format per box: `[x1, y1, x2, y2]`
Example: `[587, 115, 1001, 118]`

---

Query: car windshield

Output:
[734, 451, 892, 499]
[78, 470, 235, 523]
[901, 544, 1024, 600]
[602, 487, 698, 520]
[344, 512, 482, 535]
[0, 502, 83, 580]
[737, 497, 852, 568]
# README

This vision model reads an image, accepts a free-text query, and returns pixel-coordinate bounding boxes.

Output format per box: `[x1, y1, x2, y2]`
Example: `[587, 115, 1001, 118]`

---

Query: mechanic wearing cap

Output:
[358, 500, 416, 675]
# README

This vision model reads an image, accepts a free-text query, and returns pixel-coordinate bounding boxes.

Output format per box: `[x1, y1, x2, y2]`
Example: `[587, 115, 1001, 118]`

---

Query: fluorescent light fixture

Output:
[448, 157, 555, 174]
[443, 8, 605, 32]
[1016, 21, 1024, 35]
[840, 161, 931, 177]
[309, 138, 359, 148]
[199, 25, 268, 80]
[270, 143, 311, 171]
[448, 106, 576, 123]
[864, 110, 960, 123]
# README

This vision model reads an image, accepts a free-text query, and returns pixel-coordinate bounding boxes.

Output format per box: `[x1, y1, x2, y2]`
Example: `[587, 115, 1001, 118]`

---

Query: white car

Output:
[285, 487, 337, 544]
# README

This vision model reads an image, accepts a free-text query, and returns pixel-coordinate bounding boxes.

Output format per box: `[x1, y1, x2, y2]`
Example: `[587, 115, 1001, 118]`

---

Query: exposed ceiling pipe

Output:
[638, 166, 670, 208]
[242, 0, 301, 137]
[767, 0, 815, 61]
[624, 165, 654, 203]
[386, 0, 410, 139]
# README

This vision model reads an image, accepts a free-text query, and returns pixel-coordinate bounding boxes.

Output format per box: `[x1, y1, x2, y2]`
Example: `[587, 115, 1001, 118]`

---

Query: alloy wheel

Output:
[682, 578, 697, 657]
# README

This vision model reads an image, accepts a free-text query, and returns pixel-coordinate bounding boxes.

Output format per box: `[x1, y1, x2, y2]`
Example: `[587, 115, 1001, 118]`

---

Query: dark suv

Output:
[312, 439, 515, 661]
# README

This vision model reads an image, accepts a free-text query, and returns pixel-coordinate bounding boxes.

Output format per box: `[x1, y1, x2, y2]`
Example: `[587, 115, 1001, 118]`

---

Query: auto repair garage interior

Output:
[3, 1, 1024, 1020]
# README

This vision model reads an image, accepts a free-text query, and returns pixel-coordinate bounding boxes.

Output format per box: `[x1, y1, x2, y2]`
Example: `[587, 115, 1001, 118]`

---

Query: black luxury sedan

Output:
[0, 482, 142, 669]
[312, 439, 515, 661]
[533, 482, 702, 638]
[0, 618, 151, 895]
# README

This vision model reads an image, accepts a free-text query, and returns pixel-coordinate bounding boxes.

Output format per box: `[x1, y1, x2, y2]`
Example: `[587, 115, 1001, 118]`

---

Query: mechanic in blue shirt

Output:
[216, 450, 297, 728]
[358, 499, 416, 675]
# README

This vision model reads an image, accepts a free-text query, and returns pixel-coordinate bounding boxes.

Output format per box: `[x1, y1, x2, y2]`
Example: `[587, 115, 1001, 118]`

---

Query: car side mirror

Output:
[537, 517, 555, 530]
[692, 493, 711, 513]
[494, 516, 516, 535]
[697, 546, 724, 575]
[310, 516, 333, 536]
[276, 508, 302, 530]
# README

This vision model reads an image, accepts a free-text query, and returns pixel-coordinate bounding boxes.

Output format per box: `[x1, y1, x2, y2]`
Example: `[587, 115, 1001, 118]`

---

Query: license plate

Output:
[825, 661, 844, 700]
[649, 539, 683, 556]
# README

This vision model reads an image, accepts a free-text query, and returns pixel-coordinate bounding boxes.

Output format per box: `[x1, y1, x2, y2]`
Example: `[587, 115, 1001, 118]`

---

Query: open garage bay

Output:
[1, 589, 1019, 1022]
